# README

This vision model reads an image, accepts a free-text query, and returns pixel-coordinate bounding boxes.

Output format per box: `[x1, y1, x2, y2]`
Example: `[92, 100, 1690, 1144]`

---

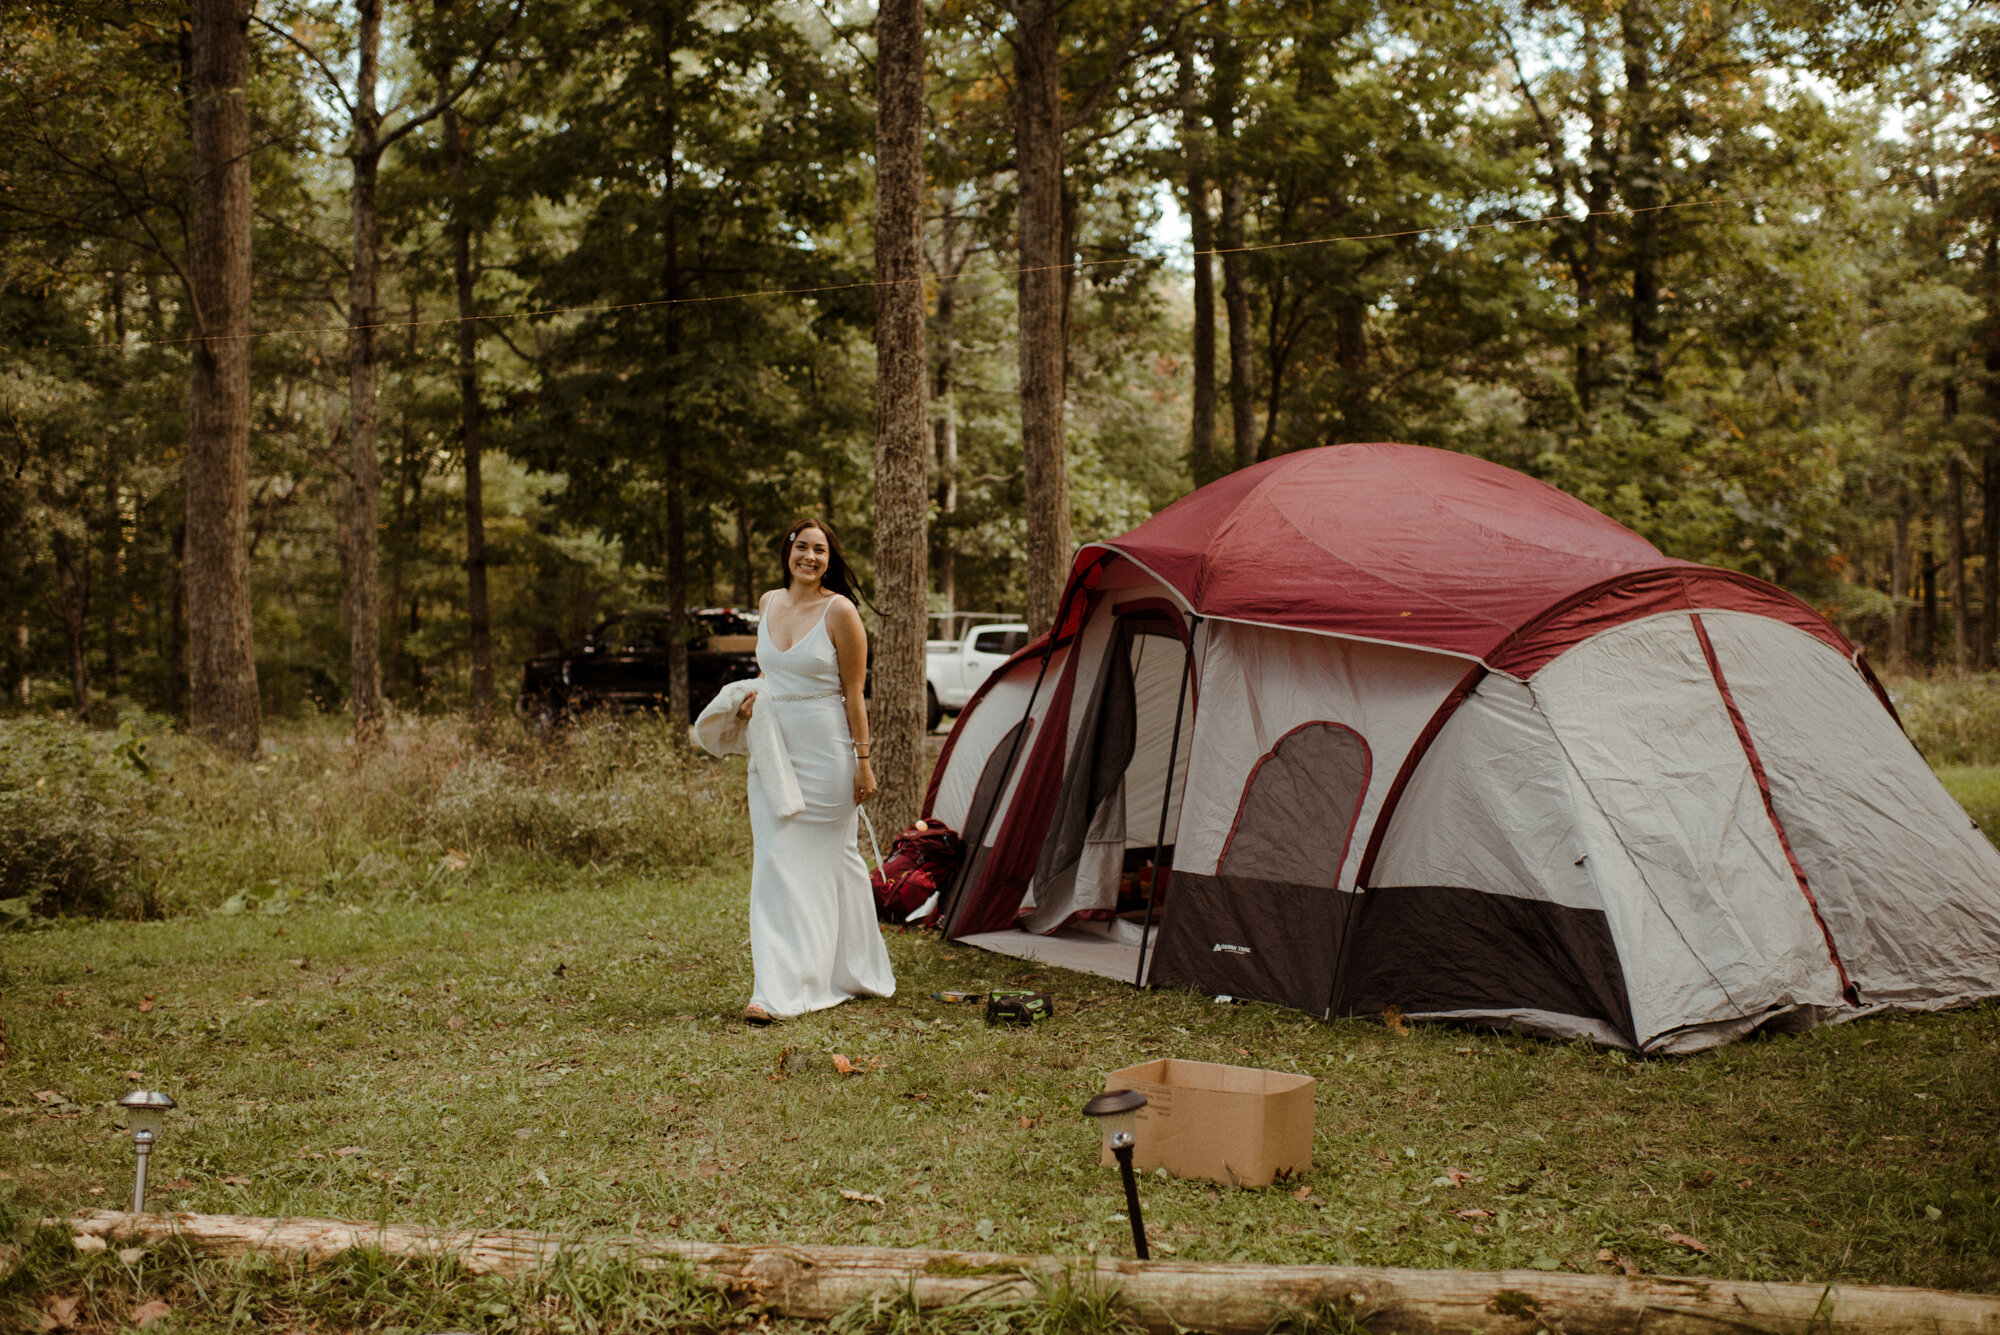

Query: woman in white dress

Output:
[735, 518, 897, 1024]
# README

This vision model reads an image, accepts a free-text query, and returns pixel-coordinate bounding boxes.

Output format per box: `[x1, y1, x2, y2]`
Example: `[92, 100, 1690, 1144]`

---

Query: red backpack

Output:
[870, 820, 965, 925]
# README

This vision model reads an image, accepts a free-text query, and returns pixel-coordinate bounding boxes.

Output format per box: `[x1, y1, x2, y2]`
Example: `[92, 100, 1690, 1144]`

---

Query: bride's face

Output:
[788, 527, 831, 588]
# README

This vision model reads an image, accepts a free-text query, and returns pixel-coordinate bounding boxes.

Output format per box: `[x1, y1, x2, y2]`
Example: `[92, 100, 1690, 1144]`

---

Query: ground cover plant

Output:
[3, 708, 1999, 1331]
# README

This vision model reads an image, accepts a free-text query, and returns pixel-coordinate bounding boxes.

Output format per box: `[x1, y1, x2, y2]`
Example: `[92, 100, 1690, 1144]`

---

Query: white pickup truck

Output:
[926, 620, 1030, 730]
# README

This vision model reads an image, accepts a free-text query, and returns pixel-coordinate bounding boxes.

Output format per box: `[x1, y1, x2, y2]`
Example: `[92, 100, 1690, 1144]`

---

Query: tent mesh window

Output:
[1219, 722, 1370, 884]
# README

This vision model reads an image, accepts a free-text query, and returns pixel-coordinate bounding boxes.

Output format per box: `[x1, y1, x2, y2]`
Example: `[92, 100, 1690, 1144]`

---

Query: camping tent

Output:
[922, 442, 2000, 1053]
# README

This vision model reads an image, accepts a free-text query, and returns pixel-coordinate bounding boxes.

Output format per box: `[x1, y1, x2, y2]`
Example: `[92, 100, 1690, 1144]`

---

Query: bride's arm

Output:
[827, 597, 876, 803]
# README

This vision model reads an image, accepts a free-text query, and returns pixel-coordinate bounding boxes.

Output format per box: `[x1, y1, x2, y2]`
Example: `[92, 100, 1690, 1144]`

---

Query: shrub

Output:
[1887, 675, 2000, 767]
[0, 719, 159, 918]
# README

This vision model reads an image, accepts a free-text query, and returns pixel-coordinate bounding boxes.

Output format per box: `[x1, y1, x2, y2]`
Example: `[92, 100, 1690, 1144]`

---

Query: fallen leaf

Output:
[32, 1091, 64, 1104]
[1596, 1248, 1641, 1277]
[132, 1298, 173, 1328]
[138, 996, 153, 1013]
[1661, 1228, 1711, 1254]
[42, 1294, 81, 1331]
[1453, 1208, 1495, 1219]
[1293, 1186, 1312, 1202]
[71, 1236, 106, 1253]
[1734, 1178, 1752, 1190]
[1684, 1170, 1715, 1189]
[117, 1247, 146, 1265]
[1434, 1167, 1477, 1188]
[1382, 1003, 1409, 1036]
[1019, 1116, 1038, 1129]
[839, 1189, 885, 1205]
[333, 1145, 363, 1156]
[123, 1071, 145, 1082]
[290, 957, 310, 970]
[446, 1016, 465, 1031]
[221, 1176, 251, 1186]
[830, 1054, 856, 1075]
[514, 1128, 536, 1141]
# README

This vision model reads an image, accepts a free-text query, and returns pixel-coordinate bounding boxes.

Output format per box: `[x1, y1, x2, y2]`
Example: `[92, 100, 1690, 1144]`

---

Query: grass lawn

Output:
[2, 729, 1998, 1331]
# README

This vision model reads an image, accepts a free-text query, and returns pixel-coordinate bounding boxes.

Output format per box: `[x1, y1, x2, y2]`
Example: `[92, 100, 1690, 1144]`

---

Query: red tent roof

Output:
[1085, 443, 1694, 661]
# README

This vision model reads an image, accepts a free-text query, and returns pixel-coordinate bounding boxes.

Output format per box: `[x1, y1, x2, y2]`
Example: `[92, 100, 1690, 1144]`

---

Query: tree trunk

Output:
[1948, 451, 1969, 676]
[446, 104, 495, 745]
[931, 191, 977, 619]
[345, 0, 387, 750]
[1177, 33, 1217, 485]
[12, 621, 27, 707]
[659, 3, 690, 725]
[100, 446, 122, 697]
[1982, 449, 1999, 672]
[1214, 33, 1254, 471]
[1009, 0, 1070, 636]
[735, 504, 754, 607]
[168, 521, 188, 719]
[51, 530, 91, 723]
[73, 1210, 2000, 1335]
[185, 0, 260, 759]
[872, 0, 929, 827]
[1888, 491, 1911, 675]
[1619, 3, 1665, 400]
[1921, 546, 1938, 667]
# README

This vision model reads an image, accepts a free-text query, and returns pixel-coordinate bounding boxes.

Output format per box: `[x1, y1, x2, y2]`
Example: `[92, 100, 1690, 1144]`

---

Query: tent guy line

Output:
[10, 175, 1915, 357]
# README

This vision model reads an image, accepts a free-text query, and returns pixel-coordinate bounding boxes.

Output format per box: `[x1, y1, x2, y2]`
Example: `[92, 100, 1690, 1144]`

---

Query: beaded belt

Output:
[770, 688, 844, 702]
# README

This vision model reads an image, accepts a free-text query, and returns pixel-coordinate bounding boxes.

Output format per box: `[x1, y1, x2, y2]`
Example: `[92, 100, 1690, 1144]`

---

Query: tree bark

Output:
[932, 195, 970, 620]
[658, 2, 690, 725]
[1888, 490, 1911, 675]
[446, 104, 494, 745]
[1008, 0, 1070, 636]
[1214, 33, 1254, 471]
[873, 0, 929, 827]
[51, 530, 91, 723]
[1982, 449, 1999, 672]
[345, 0, 388, 750]
[1176, 33, 1217, 485]
[72, 1211, 2000, 1335]
[185, 0, 261, 758]
[735, 504, 755, 607]
[100, 449, 122, 697]
[1619, 3, 1665, 400]
[1948, 452, 1969, 676]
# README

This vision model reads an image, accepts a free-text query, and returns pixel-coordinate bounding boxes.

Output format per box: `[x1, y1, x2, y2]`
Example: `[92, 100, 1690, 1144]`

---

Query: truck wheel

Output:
[926, 684, 942, 733]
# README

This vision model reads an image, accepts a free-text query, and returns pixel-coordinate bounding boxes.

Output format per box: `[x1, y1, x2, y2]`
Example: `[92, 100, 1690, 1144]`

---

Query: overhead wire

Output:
[10, 174, 1905, 357]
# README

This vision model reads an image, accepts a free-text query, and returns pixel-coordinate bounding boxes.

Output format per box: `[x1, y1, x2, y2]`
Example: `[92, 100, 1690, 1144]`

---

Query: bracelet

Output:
[854, 746, 872, 758]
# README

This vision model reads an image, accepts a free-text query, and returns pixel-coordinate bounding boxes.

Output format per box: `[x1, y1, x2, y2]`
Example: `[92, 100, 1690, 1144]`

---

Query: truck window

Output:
[972, 629, 1025, 656]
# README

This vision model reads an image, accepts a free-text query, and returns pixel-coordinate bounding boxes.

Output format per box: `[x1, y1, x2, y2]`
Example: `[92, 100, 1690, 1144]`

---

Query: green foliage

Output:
[0, 716, 748, 921]
[0, 718, 158, 920]
[1890, 677, 2000, 767]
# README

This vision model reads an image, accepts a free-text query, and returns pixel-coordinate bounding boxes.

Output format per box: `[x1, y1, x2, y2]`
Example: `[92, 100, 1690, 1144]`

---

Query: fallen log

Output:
[69, 1210, 2000, 1335]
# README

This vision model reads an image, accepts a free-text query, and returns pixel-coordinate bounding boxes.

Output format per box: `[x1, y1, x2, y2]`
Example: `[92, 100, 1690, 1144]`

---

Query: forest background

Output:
[4, 0, 2000, 807]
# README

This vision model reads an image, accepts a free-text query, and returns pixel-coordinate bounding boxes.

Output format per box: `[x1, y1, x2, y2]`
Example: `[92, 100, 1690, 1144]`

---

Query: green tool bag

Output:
[985, 988, 1055, 1025]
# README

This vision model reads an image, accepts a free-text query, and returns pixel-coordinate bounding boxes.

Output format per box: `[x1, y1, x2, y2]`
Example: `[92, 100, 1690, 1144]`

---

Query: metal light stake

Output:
[1082, 1089, 1150, 1260]
[116, 1091, 175, 1214]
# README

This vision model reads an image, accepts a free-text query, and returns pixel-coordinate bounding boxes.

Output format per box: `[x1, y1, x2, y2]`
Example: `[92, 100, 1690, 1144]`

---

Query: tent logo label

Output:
[1212, 943, 1252, 955]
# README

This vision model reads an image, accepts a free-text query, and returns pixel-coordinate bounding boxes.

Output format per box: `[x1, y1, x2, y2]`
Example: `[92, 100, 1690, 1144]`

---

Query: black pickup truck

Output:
[519, 608, 763, 727]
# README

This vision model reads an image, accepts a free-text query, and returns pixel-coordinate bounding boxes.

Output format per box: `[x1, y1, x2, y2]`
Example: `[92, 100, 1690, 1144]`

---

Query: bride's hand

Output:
[736, 691, 757, 720]
[855, 756, 877, 804]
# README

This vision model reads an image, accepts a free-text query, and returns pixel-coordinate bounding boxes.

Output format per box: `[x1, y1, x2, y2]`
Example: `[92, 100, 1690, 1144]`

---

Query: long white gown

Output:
[746, 598, 897, 1018]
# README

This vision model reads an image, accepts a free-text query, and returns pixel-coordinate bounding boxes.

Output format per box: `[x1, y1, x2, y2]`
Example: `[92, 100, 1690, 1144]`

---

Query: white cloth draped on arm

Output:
[691, 679, 805, 818]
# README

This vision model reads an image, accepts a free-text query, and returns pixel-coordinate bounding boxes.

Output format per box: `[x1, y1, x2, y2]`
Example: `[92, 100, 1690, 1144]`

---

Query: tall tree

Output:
[872, 0, 929, 827]
[186, 0, 262, 758]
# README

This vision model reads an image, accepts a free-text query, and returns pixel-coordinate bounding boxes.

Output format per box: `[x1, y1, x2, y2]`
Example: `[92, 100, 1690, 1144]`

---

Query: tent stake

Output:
[1133, 616, 1199, 989]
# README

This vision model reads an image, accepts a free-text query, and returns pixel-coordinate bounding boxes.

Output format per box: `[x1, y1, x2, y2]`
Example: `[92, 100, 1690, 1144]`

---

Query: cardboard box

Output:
[1100, 1058, 1313, 1188]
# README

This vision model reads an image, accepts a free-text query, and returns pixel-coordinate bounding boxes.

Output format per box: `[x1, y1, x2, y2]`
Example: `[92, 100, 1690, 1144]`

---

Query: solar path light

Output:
[116, 1090, 175, 1214]
[1082, 1089, 1150, 1260]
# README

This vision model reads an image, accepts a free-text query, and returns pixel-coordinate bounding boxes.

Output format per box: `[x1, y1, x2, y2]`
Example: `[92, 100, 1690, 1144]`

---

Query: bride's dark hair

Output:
[776, 517, 869, 607]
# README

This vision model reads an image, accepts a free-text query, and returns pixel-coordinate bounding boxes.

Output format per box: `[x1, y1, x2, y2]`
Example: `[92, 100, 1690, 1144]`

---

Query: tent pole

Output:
[1133, 616, 1199, 989]
[938, 569, 1091, 937]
